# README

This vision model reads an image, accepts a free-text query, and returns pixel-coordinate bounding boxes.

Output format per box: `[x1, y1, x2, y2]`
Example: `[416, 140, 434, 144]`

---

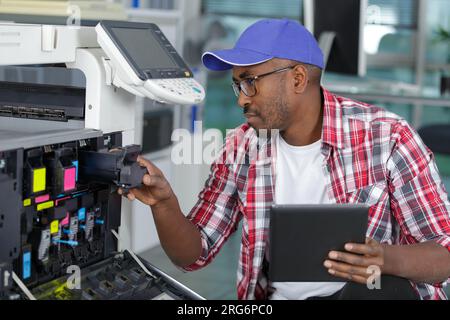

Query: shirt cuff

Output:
[434, 234, 450, 253]
[181, 228, 210, 272]
[431, 235, 450, 287]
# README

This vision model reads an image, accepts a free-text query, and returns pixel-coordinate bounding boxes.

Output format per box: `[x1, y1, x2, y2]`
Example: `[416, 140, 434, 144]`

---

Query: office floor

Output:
[140, 227, 241, 300]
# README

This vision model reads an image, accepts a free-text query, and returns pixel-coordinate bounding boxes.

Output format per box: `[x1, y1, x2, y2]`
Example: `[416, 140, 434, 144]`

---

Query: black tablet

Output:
[269, 204, 369, 282]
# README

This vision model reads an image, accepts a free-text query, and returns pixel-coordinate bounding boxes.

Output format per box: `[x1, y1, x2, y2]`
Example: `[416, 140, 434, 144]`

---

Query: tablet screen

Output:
[269, 204, 368, 282]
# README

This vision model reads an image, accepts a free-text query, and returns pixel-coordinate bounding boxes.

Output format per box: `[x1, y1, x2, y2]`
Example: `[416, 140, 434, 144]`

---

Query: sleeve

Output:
[387, 119, 450, 253]
[182, 145, 243, 272]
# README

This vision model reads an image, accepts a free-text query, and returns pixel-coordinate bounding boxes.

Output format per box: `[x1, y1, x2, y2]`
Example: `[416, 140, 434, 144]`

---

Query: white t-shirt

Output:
[269, 133, 346, 300]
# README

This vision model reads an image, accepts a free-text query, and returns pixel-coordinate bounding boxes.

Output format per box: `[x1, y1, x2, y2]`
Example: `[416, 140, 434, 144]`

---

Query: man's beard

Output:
[244, 77, 289, 131]
[246, 96, 289, 135]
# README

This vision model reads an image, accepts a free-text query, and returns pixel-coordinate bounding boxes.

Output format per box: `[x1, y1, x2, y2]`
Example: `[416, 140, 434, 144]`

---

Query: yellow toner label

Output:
[37, 200, 53, 211]
[23, 198, 31, 207]
[33, 167, 46, 193]
[50, 220, 59, 234]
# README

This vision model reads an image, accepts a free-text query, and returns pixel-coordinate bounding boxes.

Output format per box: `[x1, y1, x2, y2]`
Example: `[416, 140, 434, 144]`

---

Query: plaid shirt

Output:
[184, 88, 450, 300]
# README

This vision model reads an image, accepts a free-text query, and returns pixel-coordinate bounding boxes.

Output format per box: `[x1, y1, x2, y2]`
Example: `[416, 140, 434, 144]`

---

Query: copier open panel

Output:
[0, 131, 202, 300]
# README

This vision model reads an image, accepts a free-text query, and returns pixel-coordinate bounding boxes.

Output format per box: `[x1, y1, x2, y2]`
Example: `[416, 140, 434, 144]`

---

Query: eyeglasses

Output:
[231, 65, 297, 97]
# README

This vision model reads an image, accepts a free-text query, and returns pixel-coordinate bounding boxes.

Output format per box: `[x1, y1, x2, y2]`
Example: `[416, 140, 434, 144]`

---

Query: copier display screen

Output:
[111, 27, 177, 70]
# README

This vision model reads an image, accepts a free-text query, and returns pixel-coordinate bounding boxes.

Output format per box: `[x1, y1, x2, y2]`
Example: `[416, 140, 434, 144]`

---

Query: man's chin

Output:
[247, 123, 279, 138]
[247, 120, 263, 131]
[245, 117, 280, 132]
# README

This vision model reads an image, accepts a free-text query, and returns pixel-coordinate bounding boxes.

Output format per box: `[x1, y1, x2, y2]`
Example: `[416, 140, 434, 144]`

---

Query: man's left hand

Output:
[324, 237, 385, 284]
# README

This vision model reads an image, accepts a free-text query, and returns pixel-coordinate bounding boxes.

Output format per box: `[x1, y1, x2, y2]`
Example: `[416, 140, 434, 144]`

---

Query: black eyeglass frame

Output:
[231, 65, 297, 97]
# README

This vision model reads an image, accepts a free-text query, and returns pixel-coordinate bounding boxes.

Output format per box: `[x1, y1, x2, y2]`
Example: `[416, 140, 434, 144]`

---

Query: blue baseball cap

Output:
[202, 18, 324, 71]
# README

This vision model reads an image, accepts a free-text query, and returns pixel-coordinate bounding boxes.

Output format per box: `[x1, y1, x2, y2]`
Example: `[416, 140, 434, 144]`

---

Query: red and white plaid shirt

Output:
[184, 88, 450, 300]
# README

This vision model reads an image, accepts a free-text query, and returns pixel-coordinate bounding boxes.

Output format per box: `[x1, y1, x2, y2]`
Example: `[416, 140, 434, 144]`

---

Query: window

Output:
[364, 0, 418, 83]
[202, 0, 302, 19]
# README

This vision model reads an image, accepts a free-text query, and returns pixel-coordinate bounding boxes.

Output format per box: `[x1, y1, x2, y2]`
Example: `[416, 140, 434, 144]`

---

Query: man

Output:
[121, 19, 450, 300]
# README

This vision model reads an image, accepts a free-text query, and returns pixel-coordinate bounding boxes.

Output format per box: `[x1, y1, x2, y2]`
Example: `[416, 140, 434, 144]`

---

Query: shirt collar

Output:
[321, 87, 345, 150]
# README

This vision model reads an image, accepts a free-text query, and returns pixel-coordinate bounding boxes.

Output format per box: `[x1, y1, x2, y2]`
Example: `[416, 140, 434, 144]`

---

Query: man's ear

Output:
[292, 64, 309, 94]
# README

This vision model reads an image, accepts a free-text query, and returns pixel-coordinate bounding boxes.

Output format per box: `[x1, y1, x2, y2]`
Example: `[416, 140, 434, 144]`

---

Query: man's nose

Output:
[237, 90, 252, 109]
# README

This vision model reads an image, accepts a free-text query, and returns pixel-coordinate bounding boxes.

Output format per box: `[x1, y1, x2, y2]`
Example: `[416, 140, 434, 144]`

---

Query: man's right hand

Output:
[119, 156, 202, 268]
[119, 155, 174, 207]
